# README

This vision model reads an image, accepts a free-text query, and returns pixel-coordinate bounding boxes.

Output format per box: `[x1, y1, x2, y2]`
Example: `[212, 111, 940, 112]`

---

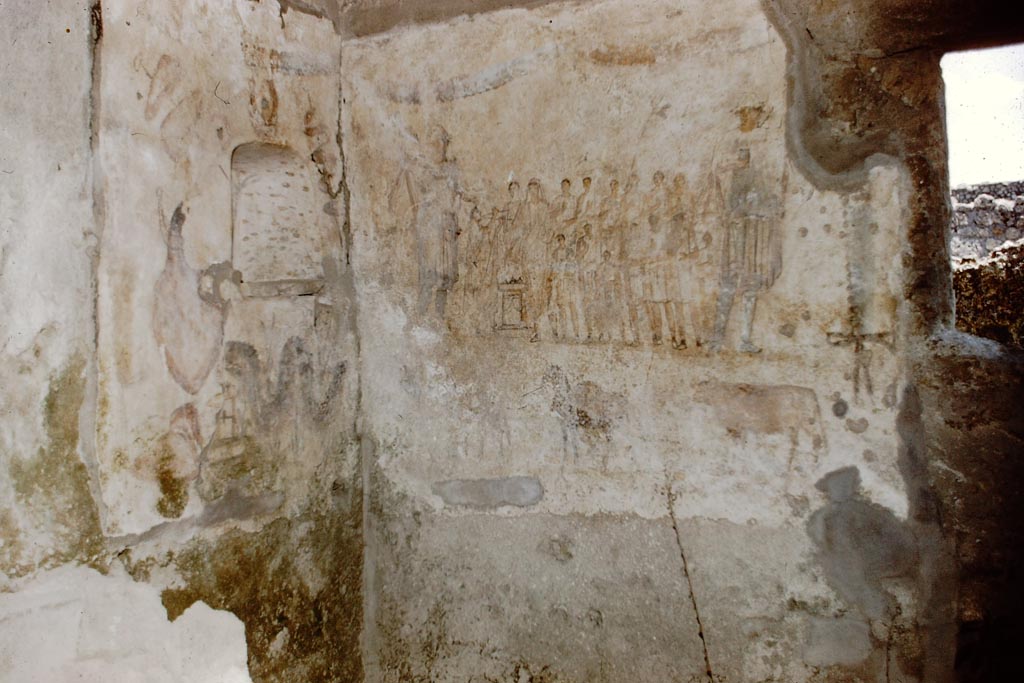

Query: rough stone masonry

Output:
[949, 182, 1024, 350]
[0, 1, 1022, 682]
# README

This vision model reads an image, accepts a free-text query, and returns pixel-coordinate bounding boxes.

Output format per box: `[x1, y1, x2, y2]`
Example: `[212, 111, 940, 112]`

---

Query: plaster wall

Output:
[93, 0, 354, 537]
[342, 1, 925, 680]
[0, 1, 250, 680]
[0, 0, 99, 583]
[0, 0, 1022, 682]
[2, 1, 363, 680]
[89, 2, 365, 679]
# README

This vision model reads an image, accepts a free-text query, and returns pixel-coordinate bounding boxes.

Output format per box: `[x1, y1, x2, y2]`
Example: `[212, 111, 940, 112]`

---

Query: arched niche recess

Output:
[231, 142, 325, 297]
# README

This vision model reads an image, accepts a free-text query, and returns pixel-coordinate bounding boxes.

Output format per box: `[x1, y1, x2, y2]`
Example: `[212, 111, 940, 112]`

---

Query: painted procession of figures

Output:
[403, 148, 786, 352]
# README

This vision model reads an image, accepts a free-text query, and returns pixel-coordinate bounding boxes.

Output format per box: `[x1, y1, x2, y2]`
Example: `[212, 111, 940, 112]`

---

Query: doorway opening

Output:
[942, 44, 1024, 348]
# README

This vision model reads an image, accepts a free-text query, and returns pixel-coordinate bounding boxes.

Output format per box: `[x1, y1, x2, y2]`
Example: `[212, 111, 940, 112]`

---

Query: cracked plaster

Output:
[1, 0, 1023, 681]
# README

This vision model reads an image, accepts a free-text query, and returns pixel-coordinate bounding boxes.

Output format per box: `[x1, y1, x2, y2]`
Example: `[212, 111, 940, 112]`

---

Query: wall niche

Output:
[231, 142, 325, 297]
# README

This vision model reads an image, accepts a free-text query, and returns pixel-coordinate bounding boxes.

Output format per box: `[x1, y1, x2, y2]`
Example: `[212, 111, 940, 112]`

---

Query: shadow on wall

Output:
[805, 466, 927, 679]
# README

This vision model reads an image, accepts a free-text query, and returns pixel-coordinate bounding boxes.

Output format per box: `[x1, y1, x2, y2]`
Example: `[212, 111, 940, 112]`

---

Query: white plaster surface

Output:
[343, 2, 922, 678]
[0, 0, 950, 679]
[0, 0, 98, 580]
[0, 566, 251, 683]
[94, 0, 355, 535]
[343, 0, 912, 524]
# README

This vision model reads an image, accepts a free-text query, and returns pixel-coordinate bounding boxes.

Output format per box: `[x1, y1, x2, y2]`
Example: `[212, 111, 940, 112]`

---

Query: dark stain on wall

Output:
[144, 325, 362, 681]
[7, 354, 105, 576]
[913, 345, 1024, 682]
[806, 465, 935, 680]
[155, 452, 189, 519]
[954, 243, 1024, 349]
[339, 0, 565, 37]
[157, 490, 364, 683]
[809, 467, 918, 620]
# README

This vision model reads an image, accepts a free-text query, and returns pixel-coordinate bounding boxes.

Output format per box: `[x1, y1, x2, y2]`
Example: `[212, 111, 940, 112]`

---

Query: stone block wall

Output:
[952, 181, 1024, 203]
[950, 185, 1024, 263]
[949, 183, 1024, 351]
[954, 241, 1024, 348]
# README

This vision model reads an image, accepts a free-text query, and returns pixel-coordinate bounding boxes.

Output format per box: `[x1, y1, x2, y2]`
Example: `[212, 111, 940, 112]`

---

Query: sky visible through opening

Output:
[942, 44, 1024, 187]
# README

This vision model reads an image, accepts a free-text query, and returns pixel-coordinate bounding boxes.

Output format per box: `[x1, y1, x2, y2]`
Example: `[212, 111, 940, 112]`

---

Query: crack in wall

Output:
[885, 621, 893, 683]
[84, 0, 111, 538]
[334, 51, 378, 677]
[664, 474, 715, 683]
